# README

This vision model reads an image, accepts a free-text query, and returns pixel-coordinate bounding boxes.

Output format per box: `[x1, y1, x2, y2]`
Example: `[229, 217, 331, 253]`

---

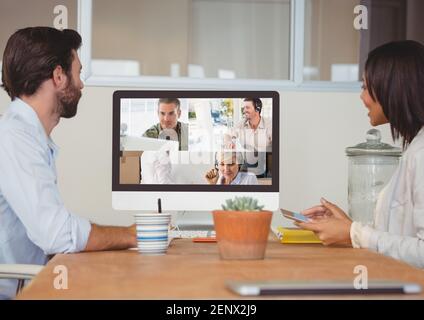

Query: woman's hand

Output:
[301, 205, 332, 221]
[296, 198, 353, 247]
[205, 168, 219, 185]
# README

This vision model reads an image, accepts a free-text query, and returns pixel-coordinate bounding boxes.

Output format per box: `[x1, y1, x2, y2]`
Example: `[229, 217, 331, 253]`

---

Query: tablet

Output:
[226, 280, 422, 296]
[280, 209, 309, 223]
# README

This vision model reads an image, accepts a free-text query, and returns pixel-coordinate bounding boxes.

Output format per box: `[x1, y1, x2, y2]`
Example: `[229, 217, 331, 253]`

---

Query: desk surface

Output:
[17, 237, 424, 299]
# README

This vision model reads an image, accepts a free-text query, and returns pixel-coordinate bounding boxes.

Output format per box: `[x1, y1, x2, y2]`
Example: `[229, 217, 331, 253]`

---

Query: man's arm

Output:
[84, 224, 136, 251]
[142, 124, 160, 138]
[0, 129, 135, 254]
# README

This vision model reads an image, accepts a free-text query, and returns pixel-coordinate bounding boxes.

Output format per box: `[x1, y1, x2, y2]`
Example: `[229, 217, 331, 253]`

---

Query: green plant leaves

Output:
[221, 196, 264, 211]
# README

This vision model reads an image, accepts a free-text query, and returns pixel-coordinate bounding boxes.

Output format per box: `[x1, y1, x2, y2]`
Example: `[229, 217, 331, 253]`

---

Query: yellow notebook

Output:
[274, 227, 322, 244]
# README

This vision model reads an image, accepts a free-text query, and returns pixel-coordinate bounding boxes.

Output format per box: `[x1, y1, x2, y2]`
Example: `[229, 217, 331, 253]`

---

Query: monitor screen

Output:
[112, 91, 279, 197]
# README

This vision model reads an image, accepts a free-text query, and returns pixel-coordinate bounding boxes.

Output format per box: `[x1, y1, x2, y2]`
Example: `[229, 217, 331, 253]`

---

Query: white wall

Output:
[0, 87, 393, 227]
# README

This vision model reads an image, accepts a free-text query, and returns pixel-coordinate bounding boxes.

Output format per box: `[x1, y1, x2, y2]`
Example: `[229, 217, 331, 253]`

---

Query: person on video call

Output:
[140, 149, 173, 184]
[233, 98, 272, 177]
[142, 98, 188, 151]
[205, 151, 258, 185]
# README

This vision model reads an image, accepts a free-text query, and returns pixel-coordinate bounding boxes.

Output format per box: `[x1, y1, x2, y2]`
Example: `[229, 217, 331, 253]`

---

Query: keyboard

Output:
[169, 230, 216, 239]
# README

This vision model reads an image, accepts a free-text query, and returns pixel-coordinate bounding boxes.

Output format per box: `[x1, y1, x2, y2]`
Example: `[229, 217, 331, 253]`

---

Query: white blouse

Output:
[350, 127, 424, 268]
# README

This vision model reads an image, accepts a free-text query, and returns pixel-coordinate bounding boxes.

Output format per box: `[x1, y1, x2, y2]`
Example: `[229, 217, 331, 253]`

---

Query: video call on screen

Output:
[119, 97, 273, 186]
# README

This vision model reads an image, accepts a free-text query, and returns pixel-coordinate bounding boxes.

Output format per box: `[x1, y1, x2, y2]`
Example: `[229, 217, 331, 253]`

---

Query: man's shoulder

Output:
[261, 117, 272, 127]
[178, 121, 188, 130]
[0, 115, 46, 161]
[235, 119, 248, 129]
[143, 124, 160, 137]
[0, 113, 35, 143]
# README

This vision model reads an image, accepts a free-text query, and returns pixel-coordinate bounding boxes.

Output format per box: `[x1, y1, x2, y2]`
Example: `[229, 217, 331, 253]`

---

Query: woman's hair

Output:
[215, 151, 244, 167]
[365, 40, 424, 148]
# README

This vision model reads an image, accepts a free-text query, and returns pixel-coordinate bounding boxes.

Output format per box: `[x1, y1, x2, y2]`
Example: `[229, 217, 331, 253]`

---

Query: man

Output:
[142, 98, 188, 151]
[0, 27, 136, 299]
[233, 98, 272, 177]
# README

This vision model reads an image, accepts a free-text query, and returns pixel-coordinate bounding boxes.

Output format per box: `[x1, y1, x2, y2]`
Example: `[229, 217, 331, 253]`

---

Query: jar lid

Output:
[346, 129, 402, 156]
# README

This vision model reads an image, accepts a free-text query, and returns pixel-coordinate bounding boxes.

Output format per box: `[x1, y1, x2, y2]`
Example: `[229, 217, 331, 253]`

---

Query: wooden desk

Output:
[17, 238, 424, 299]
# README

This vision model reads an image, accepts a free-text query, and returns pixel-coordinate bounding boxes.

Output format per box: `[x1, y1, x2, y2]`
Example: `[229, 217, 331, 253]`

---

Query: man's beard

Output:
[56, 76, 82, 119]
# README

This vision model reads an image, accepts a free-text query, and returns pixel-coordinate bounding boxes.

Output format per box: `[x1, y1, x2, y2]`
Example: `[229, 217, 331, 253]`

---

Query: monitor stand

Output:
[170, 211, 215, 238]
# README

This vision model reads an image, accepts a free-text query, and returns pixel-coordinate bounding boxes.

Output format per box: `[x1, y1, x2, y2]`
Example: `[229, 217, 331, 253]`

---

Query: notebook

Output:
[273, 226, 322, 244]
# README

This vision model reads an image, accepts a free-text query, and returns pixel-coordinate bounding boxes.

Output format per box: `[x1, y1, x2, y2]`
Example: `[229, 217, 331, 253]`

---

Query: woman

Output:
[297, 40, 424, 268]
[205, 151, 258, 185]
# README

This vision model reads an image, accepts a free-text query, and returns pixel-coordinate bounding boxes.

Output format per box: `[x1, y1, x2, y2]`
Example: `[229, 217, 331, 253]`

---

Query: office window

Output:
[359, 0, 424, 75]
[0, 0, 77, 85]
[91, 0, 291, 80]
[2, 1, 419, 89]
[0, 0, 77, 55]
[304, 0, 424, 82]
[303, 0, 361, 82]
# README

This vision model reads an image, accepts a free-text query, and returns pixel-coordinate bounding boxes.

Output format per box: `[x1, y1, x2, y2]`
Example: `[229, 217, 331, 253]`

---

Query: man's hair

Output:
[158, 98, 181, 110]
[365, 40, 424, 148]
[1, 27, 82, 100]
[243, 98, 262, 114]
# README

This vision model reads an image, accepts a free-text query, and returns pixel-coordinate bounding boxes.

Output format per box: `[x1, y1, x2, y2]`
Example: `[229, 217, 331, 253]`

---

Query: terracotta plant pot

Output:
[212, 210, 273, 260]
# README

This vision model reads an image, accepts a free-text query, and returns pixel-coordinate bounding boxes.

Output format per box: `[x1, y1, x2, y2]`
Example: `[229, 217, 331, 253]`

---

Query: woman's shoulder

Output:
[400, 129, 424, 161]
[404, 130, 424, 162]
[240, 171, 256, 177]
[239, 172, 259, 184]
[399, 131, 424, 185]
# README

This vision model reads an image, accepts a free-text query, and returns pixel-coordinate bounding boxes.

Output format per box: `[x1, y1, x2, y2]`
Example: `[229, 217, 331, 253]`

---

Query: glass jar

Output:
[346, 129, 402, 225]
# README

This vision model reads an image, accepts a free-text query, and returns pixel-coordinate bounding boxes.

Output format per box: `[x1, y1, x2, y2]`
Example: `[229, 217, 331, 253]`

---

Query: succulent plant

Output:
[221, 197, 264, 211]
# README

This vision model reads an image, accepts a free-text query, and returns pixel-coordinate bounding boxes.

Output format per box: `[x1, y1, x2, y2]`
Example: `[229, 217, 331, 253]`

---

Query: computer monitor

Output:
[112, 91, 279, 211]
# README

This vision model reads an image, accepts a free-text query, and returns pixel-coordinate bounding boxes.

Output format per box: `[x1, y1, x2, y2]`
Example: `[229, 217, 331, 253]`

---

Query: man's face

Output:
[57, 50, 84, 119]
[243, 101, 258, 121]
[158, 103, 180, 129]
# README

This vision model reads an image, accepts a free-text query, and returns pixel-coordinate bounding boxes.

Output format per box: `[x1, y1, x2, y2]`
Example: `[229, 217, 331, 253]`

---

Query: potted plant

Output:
[213, 197, 273, 260]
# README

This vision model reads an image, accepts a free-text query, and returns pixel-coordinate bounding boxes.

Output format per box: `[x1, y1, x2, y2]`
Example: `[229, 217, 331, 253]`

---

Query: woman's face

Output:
[218, 155, 239, 183]
[360, 77, 389, 126]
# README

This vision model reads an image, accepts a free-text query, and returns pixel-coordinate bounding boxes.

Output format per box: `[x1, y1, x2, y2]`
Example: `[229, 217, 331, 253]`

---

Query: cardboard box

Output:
[120, 151, 143, 184]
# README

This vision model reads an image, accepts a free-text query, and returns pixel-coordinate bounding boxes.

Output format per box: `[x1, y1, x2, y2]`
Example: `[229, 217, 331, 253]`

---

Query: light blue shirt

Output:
[216, 172, 259, 185]
[0, 99, 91, 299]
